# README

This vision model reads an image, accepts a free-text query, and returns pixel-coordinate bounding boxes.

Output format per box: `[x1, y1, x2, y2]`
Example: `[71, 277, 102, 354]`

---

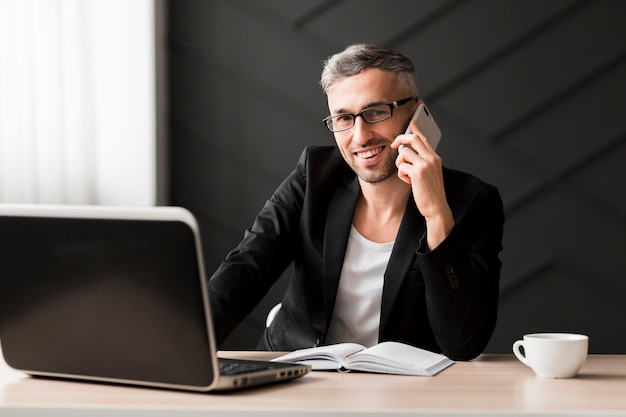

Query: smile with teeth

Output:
[356, 146, 384, 159]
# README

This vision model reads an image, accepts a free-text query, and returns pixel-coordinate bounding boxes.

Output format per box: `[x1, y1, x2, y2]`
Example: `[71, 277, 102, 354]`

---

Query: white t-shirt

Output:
[325, 225, 394, 347]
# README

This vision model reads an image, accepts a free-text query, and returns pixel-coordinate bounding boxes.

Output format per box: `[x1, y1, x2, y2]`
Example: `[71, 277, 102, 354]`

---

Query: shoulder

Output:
[443, 167, 498, 194]
[296, 146, 354, 185]
[298, 145, 345, 167]
[442, 167, 503, 214]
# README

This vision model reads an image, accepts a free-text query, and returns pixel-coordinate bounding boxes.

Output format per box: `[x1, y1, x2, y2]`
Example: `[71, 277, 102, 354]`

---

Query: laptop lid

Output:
[0, 204, 308, 391]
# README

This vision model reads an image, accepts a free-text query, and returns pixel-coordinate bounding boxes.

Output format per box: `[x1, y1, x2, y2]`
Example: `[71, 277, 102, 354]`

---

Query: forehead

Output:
[326, 68, 399, 113]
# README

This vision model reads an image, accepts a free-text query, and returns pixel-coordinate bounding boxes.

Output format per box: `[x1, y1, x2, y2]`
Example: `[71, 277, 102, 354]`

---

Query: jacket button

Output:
[445, 265, 460, 290]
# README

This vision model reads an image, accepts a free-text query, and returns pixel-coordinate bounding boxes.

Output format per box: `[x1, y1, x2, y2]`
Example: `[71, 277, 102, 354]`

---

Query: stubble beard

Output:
[349, 148, 399, 184]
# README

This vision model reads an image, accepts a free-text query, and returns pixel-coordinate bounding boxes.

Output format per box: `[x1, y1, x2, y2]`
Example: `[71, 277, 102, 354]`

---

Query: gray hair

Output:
[320, 44, 419, 97]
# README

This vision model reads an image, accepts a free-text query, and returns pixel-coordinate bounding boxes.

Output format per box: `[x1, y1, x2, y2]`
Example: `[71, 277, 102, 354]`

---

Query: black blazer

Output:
[208, 146, 504, 360]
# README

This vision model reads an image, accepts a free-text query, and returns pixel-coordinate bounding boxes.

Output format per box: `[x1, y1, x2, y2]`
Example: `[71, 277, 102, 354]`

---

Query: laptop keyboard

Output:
[218, 358, 272, 376]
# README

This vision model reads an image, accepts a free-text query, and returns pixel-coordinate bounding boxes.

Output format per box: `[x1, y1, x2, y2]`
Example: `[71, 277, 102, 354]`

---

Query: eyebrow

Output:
[331, 101, 387, 116]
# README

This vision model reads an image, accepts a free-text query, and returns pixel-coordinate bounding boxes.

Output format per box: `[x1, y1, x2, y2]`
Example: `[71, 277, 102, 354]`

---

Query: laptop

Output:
[0, 204, 309, 392]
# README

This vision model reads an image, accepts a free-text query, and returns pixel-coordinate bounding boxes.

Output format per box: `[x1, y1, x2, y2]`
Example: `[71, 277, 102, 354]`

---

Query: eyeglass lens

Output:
[328, 104, 392, 131]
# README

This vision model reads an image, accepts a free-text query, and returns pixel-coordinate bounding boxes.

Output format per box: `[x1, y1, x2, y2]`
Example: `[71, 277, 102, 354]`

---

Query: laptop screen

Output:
[0, 206, 217, 388]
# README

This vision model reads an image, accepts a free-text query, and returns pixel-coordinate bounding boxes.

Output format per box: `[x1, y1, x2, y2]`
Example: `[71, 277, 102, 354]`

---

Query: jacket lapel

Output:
[379, 198, 425, 337]
[319, 176, 360, 334]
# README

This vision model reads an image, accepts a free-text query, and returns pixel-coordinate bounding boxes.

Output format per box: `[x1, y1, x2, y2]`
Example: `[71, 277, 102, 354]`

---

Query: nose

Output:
[351, 115, 375, 145]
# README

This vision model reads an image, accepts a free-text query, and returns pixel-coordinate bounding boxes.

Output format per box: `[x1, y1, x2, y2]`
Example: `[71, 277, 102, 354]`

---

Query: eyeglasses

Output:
[322, 96, 417, 132]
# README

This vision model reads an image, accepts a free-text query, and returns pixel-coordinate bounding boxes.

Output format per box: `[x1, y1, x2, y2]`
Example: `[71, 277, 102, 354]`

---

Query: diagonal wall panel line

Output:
[169, 36, 318, 133]
[168, 115, 287, 187]
[502, 253, 626, 315]
[168, 124, 258, 240]
[430, 100, 623, 223]
[167, 41, 321, 189]
[490, 51, 626, 143]
[226, 0, 340, 54]
[503, 132, 626, 219]
[291, 0, 345, 30]
[382, 0, 465, 48]
[424, 0, 589, 102]
[499, 254, 556, 298]
[563, 257, 626, 312]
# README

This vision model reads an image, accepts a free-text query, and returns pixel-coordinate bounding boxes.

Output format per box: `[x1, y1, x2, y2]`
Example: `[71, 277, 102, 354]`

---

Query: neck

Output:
[353, 176, 411, 243]
[359, 175, 411, 212]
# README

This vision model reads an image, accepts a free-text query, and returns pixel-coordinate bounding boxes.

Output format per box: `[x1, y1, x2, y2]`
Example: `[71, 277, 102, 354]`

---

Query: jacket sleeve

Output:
[207, 149, 309, 347]
[416, 183, 504, 361]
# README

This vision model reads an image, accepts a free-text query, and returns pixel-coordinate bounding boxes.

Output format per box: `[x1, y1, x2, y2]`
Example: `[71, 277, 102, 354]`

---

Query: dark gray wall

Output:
[166, 0, 626, 353]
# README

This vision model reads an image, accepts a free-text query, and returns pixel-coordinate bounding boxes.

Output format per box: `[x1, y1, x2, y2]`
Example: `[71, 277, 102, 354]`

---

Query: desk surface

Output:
[2, 351, 626, 416]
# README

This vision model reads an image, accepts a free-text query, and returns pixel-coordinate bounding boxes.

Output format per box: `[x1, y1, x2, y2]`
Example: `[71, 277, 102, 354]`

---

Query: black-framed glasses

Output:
[322, 96, 417, 132]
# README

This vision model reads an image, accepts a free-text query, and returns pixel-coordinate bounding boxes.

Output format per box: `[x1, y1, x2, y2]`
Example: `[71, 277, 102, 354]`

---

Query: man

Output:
[208, 44, 504, 361]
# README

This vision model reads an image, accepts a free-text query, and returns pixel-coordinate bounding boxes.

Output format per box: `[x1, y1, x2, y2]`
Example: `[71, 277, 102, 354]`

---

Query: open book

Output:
[271, 341, 453, 376]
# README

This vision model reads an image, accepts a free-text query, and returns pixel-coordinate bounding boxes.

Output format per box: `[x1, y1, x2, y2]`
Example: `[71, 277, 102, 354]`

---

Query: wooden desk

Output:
[2, 351, 626, 416]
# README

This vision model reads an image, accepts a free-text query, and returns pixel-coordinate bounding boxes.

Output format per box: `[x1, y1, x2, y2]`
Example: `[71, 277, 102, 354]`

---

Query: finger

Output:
[407, 121, 432, 153]
[391, 134, 409, 150]
[396, 162, 412, 185]
[406, 124, 441, 162]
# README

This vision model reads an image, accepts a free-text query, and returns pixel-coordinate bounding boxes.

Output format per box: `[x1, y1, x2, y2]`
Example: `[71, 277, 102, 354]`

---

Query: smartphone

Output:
[404, 102, 442, 150]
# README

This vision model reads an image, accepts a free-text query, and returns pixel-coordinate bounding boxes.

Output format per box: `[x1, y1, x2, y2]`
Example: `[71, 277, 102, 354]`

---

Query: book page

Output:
[345, 341, 453, 376]
[272, 343, 365, 370]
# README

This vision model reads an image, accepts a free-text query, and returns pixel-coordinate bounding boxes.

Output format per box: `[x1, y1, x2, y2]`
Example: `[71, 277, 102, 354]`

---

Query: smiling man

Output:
[208, 44, 504, 361]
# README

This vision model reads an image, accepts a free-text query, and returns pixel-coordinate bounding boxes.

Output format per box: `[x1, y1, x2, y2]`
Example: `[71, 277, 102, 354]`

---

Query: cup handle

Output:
[513, 340, 530, 367]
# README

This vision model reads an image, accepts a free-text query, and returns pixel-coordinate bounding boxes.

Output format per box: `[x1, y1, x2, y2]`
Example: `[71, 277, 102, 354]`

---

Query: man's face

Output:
[326, 68, 416, 184]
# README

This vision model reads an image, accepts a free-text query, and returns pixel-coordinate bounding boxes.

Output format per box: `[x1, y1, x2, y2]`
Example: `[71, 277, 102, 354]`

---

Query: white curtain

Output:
[0, 0, 155, 206]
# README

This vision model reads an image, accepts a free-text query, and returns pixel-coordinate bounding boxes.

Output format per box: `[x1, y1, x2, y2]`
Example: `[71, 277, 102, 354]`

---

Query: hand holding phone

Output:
[402, 102, 442, 150]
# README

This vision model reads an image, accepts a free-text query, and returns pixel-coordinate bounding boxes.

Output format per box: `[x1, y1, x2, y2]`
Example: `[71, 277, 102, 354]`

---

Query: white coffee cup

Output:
[512, 333, 588, 378]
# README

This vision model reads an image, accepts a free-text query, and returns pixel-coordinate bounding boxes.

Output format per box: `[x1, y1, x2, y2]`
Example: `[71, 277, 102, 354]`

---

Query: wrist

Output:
[425, 210, 455, 250]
